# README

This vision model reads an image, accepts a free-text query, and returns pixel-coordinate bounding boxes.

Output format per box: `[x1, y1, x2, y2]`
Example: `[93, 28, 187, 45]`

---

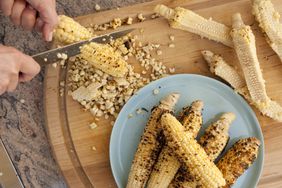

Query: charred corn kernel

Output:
[252, 0, 282, 62]
[127, 93, 180, 188]
[202, 50, 282, 122]
[231, 13, 269, 107]
[54, 15, 93, 44]
[80, 42, 128, 77]
[217, 137, 261, 187]
[147, 100, 203, 188]
[170, 112, 235, 187]
[155, 4, 233, 47]
[161, 113, 226, 188]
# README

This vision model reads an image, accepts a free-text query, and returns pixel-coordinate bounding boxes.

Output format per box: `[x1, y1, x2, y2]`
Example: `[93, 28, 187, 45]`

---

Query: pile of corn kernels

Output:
[67, 33, 174, 120]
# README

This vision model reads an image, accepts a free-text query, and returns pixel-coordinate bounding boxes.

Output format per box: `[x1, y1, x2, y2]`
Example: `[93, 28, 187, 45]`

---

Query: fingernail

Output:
[47, 32, 53, 42]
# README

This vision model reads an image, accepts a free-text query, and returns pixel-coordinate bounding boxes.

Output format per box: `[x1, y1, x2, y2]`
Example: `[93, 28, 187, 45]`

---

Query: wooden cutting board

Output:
[44, 0, 282, 187]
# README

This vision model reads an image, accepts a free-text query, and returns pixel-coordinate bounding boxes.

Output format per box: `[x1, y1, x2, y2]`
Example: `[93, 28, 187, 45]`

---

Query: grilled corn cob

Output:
[147, 101, 203, 188]
[126, 93, 180, 188]
[199, 112, 235, 161]
[202, 50, 282, 122]
[54, 15, 93, 44]
[80, 42, 128, 77]
[217, 137, 261, 187]
[170, 112, 235, 188]
[252, 0, 282, 61]
[161, 113, 226, 188]
[154, 4, 233, 47]
[231, 13, 269, 107]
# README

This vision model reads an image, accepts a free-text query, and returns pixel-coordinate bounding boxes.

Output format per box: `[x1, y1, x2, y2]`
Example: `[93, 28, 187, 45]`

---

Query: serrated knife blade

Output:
[32, 28, 135, 66]
[0, 138, 24, 188]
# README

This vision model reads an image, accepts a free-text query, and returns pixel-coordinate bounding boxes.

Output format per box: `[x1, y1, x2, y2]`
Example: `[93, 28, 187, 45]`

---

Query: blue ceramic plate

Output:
[110, 74, 264, 188]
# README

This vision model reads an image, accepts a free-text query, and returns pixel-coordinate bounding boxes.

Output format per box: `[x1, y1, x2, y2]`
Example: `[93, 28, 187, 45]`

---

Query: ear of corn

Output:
[169, 112, 235, 188]
[80, 42, 128, 77]
[147, 101, 203, 188]
[154, 4, 233, 47]
[199, 112, 235, 161]
[252, 0, 282, 61]
[54, 15, 93, 44]
[231, 13, 269, 107]
[161, 113, 226, 188]
[217, 137, 261, 187]
[126, 93, 180, 188]
[202, 50, 282, 122]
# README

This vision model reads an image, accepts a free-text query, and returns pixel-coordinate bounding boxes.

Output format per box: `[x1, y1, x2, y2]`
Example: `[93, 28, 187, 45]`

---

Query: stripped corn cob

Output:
[154, 4, 233, 47]
[147, 101, 203, 188]
[231, 13, 269, 107]
[202, 50, 282, 122]
[217, 137, 261, 187]
[170, 112, 235, 188]
[80, 42, 128, 77]
[252, 0, 282, 61]
[54, 15, 93, 44]
[161, 113, 226, 188]
[126, 93, 180, 188]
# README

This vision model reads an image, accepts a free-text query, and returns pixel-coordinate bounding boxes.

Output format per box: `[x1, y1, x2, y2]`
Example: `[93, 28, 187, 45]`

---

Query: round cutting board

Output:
[44, 0, 282, 187]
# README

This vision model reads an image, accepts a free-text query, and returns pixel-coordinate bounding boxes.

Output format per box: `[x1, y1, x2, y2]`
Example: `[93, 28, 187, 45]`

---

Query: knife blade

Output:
[0, 138, 24, 188]
[32, 28, 135, 66]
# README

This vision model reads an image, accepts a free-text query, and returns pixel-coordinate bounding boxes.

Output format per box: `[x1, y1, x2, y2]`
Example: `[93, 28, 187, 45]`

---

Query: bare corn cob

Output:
[170, 112, 235, 188]
[252, 0, 282, 61]
[154, 4, 233, 47]
[217, 137, 261, 187]
[231, 13, 269, 107]
[147, 101, 203, 188]
[202, 50, 282, 122]
[126, 93, 180, 188]
[80, 42, 128, 77]
[54, 15, 93, 44]
[161, 113, 226, 188]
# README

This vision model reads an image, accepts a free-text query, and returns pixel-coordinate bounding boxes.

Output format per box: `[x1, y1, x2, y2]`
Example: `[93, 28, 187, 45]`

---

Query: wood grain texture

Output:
[45, 0, 282, 187]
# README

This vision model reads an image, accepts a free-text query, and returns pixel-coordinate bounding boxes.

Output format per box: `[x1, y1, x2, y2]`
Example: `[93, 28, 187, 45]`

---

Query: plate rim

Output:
[110, 74, 265, 188]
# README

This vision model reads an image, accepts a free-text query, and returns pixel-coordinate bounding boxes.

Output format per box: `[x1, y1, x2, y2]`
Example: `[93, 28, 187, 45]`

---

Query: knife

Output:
[0, 138, 24, 188]
[32, 28, 135, 66]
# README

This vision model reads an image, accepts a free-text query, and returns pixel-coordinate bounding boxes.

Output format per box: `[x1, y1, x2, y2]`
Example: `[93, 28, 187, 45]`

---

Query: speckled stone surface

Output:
[0, 1, 149, 187]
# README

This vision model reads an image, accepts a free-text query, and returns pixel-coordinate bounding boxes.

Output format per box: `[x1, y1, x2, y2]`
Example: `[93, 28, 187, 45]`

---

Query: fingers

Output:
[42, 23, 54, 41]
[0, 0, 14, 16]
[10, 0, 26, 26]
[35, 17, 44, 32]
[27, 0, 58, 41]
[0, 77, 9, 95]
[0, 46, 40, 95]
[21, 5, 37, 31]
[7, 73, 19, 92]
[19, 73, 33, 82]
[19, 54, 41, 80]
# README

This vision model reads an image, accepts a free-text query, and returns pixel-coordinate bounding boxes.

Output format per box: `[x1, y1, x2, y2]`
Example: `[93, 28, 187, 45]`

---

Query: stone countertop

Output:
[0, 0, 149, 187]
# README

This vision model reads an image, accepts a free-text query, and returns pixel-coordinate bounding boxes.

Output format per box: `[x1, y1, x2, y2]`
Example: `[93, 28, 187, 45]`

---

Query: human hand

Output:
[0, 0, 58, 41]
[0, 45, 40, 95]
